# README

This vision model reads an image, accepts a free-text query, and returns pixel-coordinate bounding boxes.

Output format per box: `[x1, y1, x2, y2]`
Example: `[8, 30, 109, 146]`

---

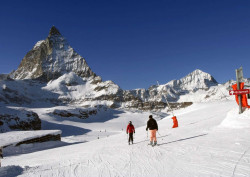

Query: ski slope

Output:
[1, 101, 250, 177]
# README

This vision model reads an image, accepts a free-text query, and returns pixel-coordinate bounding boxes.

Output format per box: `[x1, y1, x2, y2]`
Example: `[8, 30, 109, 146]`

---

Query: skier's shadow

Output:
[157, 133, 207, 146]
[133, 134, 171, 145]
[133, 140, 148, 144]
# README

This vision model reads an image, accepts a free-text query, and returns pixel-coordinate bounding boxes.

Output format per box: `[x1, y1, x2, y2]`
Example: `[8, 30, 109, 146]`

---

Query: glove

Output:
[126, 132, 128, 134]
[134, 131, 135, 134]
[146, 128, 148, 131]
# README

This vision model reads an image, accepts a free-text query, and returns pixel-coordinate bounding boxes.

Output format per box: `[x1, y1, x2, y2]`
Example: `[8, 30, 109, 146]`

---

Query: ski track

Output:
[14, 139, 250, 177]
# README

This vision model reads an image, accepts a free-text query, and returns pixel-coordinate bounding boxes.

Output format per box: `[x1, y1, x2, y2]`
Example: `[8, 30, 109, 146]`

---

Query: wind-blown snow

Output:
[220, 108, 250, 129]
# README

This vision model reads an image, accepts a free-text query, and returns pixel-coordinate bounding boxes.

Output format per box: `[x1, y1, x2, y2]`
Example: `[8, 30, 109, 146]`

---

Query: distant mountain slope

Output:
[124, 69, 219, 104]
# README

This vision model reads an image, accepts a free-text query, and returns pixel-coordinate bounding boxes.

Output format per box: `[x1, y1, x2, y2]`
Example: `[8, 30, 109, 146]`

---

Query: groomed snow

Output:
[1, 101, 250, 177]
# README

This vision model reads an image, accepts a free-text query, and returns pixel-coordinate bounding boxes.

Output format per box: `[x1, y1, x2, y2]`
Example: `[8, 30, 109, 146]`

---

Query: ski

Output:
[148, 144, 157, 147]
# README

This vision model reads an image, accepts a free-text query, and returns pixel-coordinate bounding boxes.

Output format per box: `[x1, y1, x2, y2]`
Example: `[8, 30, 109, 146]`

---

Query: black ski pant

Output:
[128, 133, 133, 143]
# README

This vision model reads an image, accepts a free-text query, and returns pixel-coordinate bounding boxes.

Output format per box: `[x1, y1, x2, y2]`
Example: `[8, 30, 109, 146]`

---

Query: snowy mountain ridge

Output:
[125, 69, 222, 104]
[166, 69, 218, 91]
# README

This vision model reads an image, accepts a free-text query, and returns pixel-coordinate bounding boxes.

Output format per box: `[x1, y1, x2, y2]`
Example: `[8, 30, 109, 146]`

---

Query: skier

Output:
[126, 121, 135, 145]
[146, 115, 158, 146]
[0, 147, 2, 167]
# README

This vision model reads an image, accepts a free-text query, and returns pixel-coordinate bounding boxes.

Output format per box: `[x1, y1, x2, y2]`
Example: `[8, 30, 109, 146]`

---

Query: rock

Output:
[52, 108, 97, 119]
[0, 109, 41, 133]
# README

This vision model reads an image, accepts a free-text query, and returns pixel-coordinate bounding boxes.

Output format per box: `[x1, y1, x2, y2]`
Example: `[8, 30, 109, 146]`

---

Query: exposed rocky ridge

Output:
[11, 26, 96, 81]
[0, 108, 41, 133]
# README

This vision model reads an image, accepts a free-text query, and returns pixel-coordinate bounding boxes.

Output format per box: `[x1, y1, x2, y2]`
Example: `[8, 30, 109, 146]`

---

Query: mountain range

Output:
[0, 26, 249, 132]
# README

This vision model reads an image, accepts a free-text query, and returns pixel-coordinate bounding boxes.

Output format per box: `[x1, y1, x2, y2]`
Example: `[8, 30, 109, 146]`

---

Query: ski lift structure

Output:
[157, 81, 178, 128]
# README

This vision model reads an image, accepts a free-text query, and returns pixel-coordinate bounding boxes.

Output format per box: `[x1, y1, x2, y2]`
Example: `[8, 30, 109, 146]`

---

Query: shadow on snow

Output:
[0, 165, 24, 177]
[48, 109, 126, 124]
[41, 120, 91, 137]
[158, 134, 207, 146]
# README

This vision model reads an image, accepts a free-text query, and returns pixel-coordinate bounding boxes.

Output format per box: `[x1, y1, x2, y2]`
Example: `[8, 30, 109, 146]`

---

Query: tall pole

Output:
[236, 67, 243, 114]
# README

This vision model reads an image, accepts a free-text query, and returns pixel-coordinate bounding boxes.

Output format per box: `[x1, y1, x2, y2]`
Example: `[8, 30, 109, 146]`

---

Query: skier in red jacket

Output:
[126, 121, 135, 145]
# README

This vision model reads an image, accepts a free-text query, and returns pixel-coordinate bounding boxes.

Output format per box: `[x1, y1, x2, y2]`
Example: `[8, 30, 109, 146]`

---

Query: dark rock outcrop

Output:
[15, 134, 61, 146]
[0, 109, 41, 133]
[52, 109, 97, 119]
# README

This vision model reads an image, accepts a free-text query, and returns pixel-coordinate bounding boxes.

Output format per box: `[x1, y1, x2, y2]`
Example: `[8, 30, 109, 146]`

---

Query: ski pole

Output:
[157, 131, 164, 141]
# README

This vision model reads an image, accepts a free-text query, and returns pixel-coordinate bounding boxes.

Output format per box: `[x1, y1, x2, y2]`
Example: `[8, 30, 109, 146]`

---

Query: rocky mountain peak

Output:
[48, 26, 61, 37]
[11, 27, 97, 81]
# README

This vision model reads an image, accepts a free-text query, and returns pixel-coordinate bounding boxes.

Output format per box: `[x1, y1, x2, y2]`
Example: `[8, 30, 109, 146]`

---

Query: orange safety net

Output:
[232, 83, 250, 108]
[172, 116, 178, 128]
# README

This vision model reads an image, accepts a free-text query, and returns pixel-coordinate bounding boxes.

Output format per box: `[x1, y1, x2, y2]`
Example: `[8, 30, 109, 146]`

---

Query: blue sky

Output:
[0, 0, 250, 90]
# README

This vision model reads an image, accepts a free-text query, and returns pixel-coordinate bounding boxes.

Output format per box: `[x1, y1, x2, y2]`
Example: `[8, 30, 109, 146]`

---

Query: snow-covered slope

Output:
[2, 101, 250, 177]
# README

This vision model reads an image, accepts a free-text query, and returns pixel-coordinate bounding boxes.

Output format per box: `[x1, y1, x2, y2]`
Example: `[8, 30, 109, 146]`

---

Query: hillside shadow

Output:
[158, 134, 207, 146]
[0, 79, 64, 108]
[48, 109, 126, 124]
[84, 109, 126, 123]
[3, 141, 83, 157]
[42, 120, 91, 137]
[0, 165, 24, 177]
